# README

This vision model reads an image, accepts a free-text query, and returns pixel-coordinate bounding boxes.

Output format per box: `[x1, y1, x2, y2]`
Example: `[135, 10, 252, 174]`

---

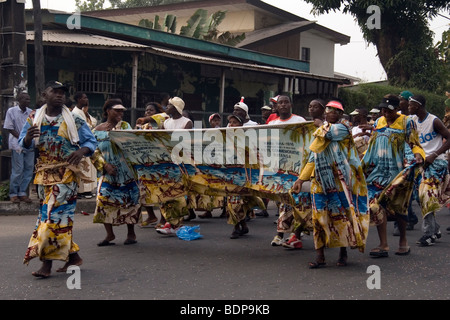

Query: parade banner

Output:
[109, 122, 315, 205]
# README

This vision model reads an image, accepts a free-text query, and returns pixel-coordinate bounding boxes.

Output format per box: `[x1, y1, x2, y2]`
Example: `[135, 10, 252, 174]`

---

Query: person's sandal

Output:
[369, 247, 389, 258]
[309, 256, 326, 269]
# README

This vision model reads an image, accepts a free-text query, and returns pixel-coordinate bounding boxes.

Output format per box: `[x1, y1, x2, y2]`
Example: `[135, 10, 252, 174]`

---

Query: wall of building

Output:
[244, 33, 300, 61]
[25, 45, 284, 126]
[300, 30, 335, 78]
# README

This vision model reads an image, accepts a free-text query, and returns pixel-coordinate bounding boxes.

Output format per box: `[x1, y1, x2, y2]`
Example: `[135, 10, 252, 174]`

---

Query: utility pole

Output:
[32, 0, 45, 97]
[0, 0, 28, 151]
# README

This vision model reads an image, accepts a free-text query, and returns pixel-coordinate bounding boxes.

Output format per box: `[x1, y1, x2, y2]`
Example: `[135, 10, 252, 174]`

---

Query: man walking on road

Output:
[19, 81, 98, 278]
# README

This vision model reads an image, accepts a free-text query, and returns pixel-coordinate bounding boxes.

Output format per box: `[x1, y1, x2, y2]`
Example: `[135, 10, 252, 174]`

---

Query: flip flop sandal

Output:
[308, 261, 326, 269]
[124, 239, 137, 245]
[369, 247, 389, 258]
[97, 240, 115, 247]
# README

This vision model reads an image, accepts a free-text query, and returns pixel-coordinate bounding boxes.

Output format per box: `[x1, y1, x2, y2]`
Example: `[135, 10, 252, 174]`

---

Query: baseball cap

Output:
[169, 97, 185, 115]
[378, 95, 399, 110]
[370, 108, 380, 113]
[399, 91, 413, 100]
[326, 100, 344, 111]
[112, 104, 126, 110]
[261, 105, 272, 111]
[46, 80, 68, 92]
[227, 114, 244, 125]
[349, 109, 359, 115]
[209, 113, 221, 122]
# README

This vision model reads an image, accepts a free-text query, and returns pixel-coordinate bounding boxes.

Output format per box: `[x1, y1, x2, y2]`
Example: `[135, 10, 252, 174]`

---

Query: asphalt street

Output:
[1, 201, 450, 304]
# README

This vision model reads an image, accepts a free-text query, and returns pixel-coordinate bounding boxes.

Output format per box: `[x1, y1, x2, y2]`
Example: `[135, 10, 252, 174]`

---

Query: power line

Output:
[437, 13, 450, 21]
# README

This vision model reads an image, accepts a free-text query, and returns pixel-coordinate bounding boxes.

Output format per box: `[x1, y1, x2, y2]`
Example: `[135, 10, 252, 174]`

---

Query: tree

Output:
[76, 0, 193, 10]
[75, 0, 106, 11]
[77, 1, 245, 46]
[303, 0, 450, 92]
[140, 9, 246, 46]
[139, 14, 177, 33]
[434, 28, 450, 90]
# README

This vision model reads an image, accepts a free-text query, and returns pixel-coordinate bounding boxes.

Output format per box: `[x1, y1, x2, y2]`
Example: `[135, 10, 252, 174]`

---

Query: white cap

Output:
[169, 97, 185, 115]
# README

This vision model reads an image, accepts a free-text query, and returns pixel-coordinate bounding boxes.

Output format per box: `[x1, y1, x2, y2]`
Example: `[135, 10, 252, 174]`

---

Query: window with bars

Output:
[301, 47, 310, 62]
[77, 71, 116, 94]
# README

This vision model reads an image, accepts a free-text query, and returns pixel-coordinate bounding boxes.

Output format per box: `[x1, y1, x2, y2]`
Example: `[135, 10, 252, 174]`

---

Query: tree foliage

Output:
[303, 0, 450, 93]
[76, 0, 195, 11]
[139, 9, 245, 46]
[76, 1, 245, 46]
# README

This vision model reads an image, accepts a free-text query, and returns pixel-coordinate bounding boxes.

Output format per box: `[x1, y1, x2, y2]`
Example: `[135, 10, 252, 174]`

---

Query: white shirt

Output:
[72, 106, 97, 130]
[411, 113, 446, 160]
[268, 114, 306, 125]
[243, 119, 259, 127]
[3, 105, 33, 152]
[351, 126, 370, 143]
[163, 116, 192, 129]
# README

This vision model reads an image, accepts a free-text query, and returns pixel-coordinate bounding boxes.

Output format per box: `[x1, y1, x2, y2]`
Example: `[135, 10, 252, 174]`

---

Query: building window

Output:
[77, 71, 116, 94]
[301, 47, 310, 62]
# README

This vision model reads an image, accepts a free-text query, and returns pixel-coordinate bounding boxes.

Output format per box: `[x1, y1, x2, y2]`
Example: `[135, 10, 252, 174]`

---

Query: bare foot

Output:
[56, 253, 83, 272]
[32, 260, 52, 278]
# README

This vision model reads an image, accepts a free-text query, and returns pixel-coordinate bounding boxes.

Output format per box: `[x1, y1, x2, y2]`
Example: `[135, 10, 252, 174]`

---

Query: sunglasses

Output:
[408, 97, 422, 105]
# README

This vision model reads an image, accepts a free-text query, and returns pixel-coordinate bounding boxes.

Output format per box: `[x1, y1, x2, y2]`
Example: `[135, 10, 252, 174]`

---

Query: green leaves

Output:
[304, 0, 450, 93]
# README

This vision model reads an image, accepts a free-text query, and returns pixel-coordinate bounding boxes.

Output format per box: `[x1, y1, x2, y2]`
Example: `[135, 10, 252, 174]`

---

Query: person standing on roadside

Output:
[4, 92, 34, 203]
[72, 92, 97, 199]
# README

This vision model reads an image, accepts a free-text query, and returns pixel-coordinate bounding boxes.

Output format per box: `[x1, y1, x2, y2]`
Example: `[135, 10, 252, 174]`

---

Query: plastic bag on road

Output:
[176, 225, 203, 241]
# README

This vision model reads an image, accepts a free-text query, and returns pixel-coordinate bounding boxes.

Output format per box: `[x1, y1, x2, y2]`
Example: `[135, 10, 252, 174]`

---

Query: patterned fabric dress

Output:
[417, 160, 450, 217]
[361, 115, 425, 224]
[92, 121, 142, 225]
[299, 120, 369, 252]
[21, 112, 97, 264]
[277, 122, 317, 235]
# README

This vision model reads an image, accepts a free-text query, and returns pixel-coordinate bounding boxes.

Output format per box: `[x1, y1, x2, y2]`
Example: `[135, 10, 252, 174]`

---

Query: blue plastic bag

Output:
[176, 225, 203, 241]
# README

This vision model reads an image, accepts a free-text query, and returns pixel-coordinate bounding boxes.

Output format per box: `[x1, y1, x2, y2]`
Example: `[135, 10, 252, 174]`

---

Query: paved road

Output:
[1, 202, 449, 303]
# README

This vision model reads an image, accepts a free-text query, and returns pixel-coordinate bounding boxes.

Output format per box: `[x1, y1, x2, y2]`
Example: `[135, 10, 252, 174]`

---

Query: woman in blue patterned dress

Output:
[360, 94, 424, 257]
[292, 100, 369, 268]
[91, 99, 142, 246]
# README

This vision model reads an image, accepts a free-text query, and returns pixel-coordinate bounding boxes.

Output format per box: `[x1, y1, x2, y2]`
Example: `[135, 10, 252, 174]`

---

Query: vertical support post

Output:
[131, 52, 138, 126]
[219, 68, 225, 126]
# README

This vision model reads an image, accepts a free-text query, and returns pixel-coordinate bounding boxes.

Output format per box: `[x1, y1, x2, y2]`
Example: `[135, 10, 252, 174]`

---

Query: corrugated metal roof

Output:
[26, 30, 148, 49]
[27, 29, 341, 82]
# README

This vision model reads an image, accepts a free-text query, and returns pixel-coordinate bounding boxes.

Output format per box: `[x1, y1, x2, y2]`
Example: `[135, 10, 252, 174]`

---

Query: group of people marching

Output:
[17, 80, 450, 278]
[283, 92, 450, 268]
